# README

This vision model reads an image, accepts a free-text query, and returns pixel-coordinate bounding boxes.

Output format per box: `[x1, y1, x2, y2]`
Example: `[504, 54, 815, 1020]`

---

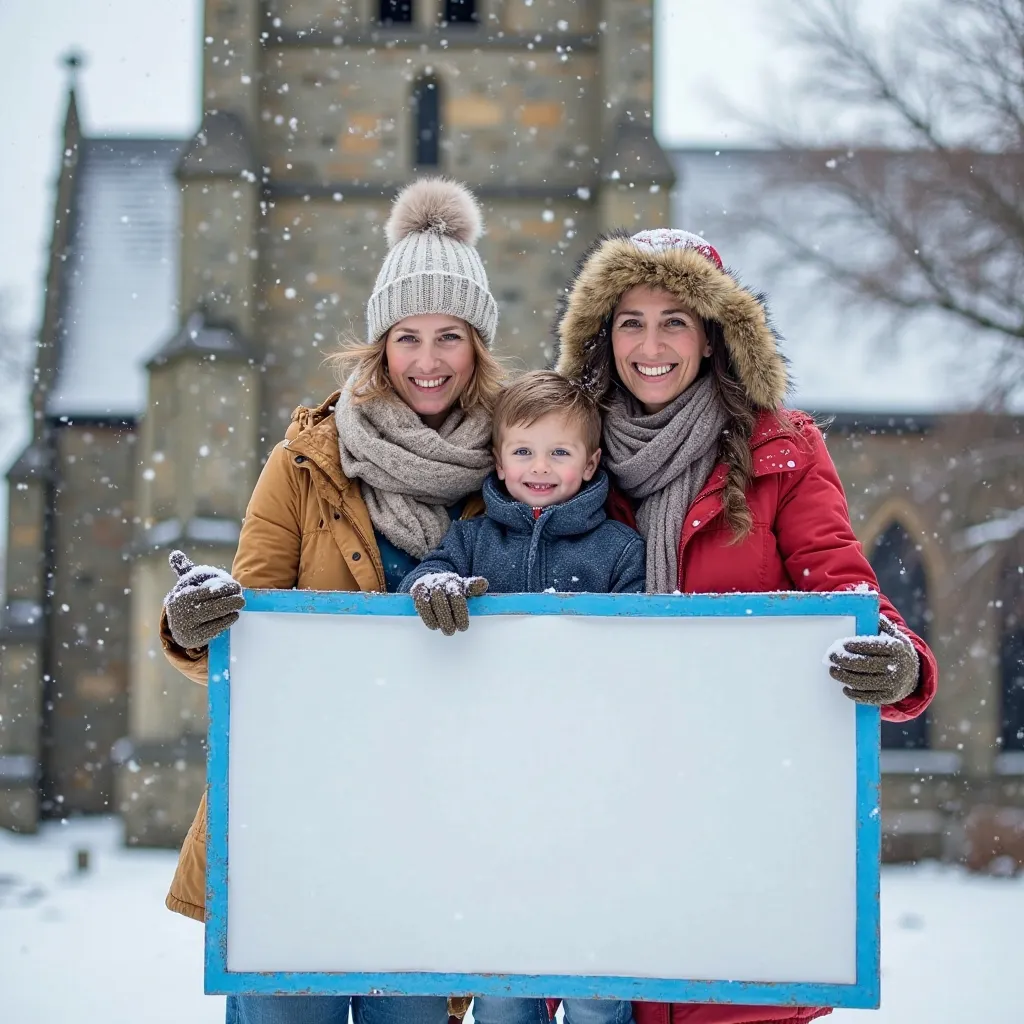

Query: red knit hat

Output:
[629, 228, 724, 270]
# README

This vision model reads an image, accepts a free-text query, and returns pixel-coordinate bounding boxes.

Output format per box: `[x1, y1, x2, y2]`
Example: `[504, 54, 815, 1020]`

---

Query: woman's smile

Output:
[633, 362, 678, 378]
[410, 375, 451, 390]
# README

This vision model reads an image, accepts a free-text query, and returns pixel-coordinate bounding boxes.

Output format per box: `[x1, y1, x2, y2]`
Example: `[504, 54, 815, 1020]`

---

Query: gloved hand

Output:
[827, 614, 920, 706]
[409, 572, 489, 637]
[164, 549, 245, 650]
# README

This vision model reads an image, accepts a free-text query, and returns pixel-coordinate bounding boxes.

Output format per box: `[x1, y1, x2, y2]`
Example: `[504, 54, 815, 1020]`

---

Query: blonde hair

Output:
[325, 321, 504, 414]
[492, 370, 602, 454]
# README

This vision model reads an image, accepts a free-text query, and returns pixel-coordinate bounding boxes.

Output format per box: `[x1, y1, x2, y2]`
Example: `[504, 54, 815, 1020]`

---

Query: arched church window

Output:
[444, 0, 478, 24]
[869, 522, 931, 749]
[1002, 630, 1024, 750]
[999, 556, 1024, 751]
[379, 0, 413, 25]
[412, 76, 441, 167]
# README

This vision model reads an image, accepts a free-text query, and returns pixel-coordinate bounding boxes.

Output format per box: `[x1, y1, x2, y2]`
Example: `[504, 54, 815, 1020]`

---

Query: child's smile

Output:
[522, 481, 557, 497]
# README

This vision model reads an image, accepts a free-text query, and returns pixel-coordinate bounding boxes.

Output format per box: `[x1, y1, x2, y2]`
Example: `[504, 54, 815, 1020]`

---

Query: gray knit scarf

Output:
[335, 380, 493, 559]
[602, 375, 728, 593]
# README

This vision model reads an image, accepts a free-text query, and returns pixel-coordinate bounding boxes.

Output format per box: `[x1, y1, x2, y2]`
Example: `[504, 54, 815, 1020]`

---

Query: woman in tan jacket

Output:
[161, 180, 546, 1024]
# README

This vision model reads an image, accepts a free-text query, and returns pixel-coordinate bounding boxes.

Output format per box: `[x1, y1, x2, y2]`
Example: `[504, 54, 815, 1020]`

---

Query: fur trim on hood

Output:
[553, 230, 788, 410]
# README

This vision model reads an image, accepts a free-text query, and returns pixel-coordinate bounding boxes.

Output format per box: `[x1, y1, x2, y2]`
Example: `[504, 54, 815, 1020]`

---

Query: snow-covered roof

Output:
[46, 139, 183, 419]
[668, 149, 1015, 414]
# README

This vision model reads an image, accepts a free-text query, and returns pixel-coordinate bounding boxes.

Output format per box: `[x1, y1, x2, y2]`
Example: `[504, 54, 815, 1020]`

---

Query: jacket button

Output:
[333, 512, 340, 520]
[352, 552, 361, 561]
[294, 455, 306, 464]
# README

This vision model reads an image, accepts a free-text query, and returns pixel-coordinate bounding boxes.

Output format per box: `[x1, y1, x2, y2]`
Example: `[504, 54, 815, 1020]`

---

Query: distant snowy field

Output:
[1, 817, 1020, 1024]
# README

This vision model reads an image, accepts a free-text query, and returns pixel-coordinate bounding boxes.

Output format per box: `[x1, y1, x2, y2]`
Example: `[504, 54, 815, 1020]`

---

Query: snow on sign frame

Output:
[204, 590, 881, 1008]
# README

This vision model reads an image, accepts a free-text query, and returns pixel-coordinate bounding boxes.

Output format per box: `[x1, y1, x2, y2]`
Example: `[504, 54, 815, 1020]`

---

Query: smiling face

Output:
[495, 412, 601, 508]
[610, 285, 712, 413]
[384, 314, 477, 428]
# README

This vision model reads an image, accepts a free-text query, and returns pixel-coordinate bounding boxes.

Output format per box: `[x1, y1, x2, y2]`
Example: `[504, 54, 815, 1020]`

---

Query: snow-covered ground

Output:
[1, 817, 1020, 1024]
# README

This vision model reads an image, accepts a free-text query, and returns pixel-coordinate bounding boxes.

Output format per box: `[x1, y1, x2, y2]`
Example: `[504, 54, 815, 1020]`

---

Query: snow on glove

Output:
[827, 614, 920, 706]
[164, 549, 245, 650]
[409, 572, 489, 637]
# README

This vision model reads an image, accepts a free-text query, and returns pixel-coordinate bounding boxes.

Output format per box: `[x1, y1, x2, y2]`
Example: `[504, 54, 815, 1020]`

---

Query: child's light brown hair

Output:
[492, 370, 602, 453]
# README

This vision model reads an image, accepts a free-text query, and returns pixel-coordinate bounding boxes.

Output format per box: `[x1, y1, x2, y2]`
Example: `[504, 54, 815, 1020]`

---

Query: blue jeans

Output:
[561, 1000, 634, 1024]
[471, 997, 630, 1024]
[472, 997, 548, 1024]
[224, 992, 629, 1024]
[225, 995, 447, 1024]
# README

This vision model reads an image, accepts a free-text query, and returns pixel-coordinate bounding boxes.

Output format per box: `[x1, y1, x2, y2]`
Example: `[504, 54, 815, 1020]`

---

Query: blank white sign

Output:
[224, 609, 859, 984]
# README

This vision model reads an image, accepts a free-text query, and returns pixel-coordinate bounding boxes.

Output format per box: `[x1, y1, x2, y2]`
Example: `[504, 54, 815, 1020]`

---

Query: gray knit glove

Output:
[409, 572, 489, 637]
[827, 615, 920, 706]
[164, 550, 245, 650]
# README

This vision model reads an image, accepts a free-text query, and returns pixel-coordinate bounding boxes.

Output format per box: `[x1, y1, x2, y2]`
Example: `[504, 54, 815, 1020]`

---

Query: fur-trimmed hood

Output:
[553, 229, 788, 410]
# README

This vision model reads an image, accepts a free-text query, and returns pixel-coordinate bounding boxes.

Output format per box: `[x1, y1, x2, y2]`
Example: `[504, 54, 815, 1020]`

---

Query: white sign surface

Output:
[222, 605, 862, 985]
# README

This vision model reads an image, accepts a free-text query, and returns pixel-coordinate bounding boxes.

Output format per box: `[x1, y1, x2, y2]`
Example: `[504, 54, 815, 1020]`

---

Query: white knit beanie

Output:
[367, 178, 499, 346]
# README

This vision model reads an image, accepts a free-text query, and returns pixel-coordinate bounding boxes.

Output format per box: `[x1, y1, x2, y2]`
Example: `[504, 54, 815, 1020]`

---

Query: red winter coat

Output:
[549, 409, 936, 1024]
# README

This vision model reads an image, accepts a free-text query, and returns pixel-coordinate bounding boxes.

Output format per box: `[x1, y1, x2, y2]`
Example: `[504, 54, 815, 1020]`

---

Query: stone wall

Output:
[41, 424, 137, 817]
[827, 416, 1024, 862]
[259, 45, 602, 187]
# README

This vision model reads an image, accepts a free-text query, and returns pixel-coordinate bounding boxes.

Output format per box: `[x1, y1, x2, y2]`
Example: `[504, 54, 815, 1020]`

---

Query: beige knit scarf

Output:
[602, 375, 728, 593]
[335, 380, 493, 559]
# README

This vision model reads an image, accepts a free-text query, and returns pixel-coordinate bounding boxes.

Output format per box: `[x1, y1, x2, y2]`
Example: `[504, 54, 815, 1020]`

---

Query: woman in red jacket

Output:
[552, 228, 937, 1024]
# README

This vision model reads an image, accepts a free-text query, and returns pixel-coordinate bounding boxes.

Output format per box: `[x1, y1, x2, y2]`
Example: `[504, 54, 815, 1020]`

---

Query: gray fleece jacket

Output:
[399, 471, 645, 595]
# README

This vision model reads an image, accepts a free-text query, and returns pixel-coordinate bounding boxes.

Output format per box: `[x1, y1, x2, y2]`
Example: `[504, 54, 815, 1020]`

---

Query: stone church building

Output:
[1, 0, 1022, 865]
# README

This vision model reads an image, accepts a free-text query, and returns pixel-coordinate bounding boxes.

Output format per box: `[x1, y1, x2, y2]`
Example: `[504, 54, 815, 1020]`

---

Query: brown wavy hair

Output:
[324, 320, 504, 414]
[702, 318, 758, 541]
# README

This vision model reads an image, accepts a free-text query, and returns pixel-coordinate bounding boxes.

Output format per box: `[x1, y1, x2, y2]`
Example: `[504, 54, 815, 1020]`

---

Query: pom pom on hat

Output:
[385, 177, 483, 248]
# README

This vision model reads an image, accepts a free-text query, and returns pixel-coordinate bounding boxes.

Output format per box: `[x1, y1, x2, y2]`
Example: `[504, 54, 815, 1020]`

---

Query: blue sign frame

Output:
[206, 590, 881, 1008]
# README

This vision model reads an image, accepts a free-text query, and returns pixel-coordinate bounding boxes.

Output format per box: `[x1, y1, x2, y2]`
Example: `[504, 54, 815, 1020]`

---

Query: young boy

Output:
[399, 369, 646, 633]
[398, 369, 640, 1024]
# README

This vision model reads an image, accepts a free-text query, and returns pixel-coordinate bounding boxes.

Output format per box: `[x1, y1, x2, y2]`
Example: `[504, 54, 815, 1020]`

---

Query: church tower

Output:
[121, 0, 672, 844]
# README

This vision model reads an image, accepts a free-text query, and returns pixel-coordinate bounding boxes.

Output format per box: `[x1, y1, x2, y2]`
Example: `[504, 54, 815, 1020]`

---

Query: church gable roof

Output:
[45, 138, 184, 420]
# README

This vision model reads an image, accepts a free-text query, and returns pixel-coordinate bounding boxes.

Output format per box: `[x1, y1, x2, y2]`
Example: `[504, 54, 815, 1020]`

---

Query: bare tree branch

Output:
[748, 0, 1024, 400]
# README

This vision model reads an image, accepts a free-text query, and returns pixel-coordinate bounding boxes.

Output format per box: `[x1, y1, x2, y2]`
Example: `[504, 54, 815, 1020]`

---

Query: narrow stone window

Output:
[379, 0, 413, 25]
[1002, 630, 1024, 750]
[869, 522, 931, 749]
[412, 75, 441, 167]
[444, 0, 478, 24]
